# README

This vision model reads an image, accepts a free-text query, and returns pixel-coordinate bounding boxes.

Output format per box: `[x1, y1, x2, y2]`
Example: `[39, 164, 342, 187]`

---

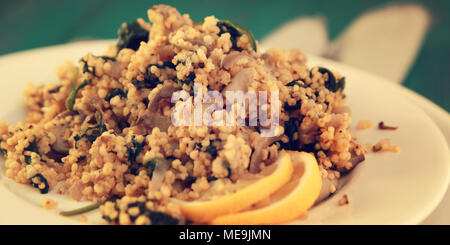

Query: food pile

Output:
[0, 5, 365, 225]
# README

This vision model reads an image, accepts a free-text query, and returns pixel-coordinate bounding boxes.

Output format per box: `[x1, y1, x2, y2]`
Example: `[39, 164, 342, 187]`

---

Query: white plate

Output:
[0, 40, 448, 225]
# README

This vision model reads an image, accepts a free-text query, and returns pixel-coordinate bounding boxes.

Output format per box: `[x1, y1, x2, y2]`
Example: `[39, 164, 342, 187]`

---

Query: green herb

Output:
[176, 72, 196, 90]
[96, 56, 116, 62]
[207, 176, 218, 182]
[65, 68, 79, 111]
[77, 156, 86, 163]
[80, 59, 96, 76]
[117, 21, 149, 53]
[142, 98, 149, 107]
[176, 72, 195, 88]
[100, 201, 178, 225]
[337, 77, 346, 92]
[65, 79, 91, 111]
[222, 160, 232, 178]
[149, 61, 177, 70]
[60, 201, 105, 217]
[127, 136, 145, 164]
[279, 117, 302, 150]
[105, 88, 127, 102]
[283, 79, 308, 111]
[61, 195, 121, 217]
[286, 79, 308, 88]
[204, 139, 220, 158]
[131, 79, 144, 90]
[300, 143, 319, 154]
[74, 123, 107, 145]
[24, 136, 40, 156]
[205, 144, 217, 158]
[193, 142, 202, 150]
[184, 176, 197, 188]
[217, 20, 257, 51]
[324, 101, 330, 111]
[126, 202, 147, 221]
[30, 173, 49, 194]
[132, 62, 177, 90]
[283, 100, 302, 111]
[149, 211, 179, 225]
[24, 155, 32, 164]
[317, 67, 344, 93]
[74, 112, 107, 145]
[143, 160, 156, 177]
[132, 72, 161, 90]
[0, 139, 7, 156]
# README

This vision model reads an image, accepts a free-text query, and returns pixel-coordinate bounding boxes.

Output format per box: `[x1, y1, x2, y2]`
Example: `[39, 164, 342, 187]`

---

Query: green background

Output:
[1, 0, 448, 112]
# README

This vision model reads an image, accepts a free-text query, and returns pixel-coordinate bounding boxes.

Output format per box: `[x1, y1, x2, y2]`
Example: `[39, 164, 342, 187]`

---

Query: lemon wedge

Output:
[171, 151, 294, 223]
[211, 151, 322, 225]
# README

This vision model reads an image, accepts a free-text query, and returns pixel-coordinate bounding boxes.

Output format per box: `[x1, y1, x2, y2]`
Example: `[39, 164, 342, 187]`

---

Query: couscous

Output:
[0, 5, 369, 225]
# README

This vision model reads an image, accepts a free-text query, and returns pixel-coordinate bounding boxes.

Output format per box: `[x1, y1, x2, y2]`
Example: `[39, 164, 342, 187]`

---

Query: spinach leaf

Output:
[30, 173, 49, 194]
[176, 72, 196, 89]
[0, 139, 7, 156]
[317, 67, 344, 93]
[193, 142, 202, 150]
[143, 157, 168, 177]
[217, 20, 257, 51]
[127, 136, 145, 164]
[204, 139, 220, 158]
[149, 211, 179, 225]
[283, 100, 302, 111]
[74, 115, 107, 145]
[132, 62, 176, 90]
[283, 79, 308, 111]
[184, 175, 197, 188]
[60, 202, 104, 217]
[77, 156, 86, 163]
[117, 21, 149, 53]
[96, 56, 116, 62]
[286, 79, 308, 88]
[25, 155, 32, 164]
[279, 117, 303, 150]
[126, 202, 147, 221]
[80, 58, 96, 76]
[73, 125, 107, 144]
[150, 61, 177, 69]
[65, 79, 91, 111]
[143, 159, 156, 177]
[207, 176, 218, 182]
[24, 136, 40, 156]
[100, 200, 178, 225]
[337, 77, 346, 92]
[105, 88, 127, 102]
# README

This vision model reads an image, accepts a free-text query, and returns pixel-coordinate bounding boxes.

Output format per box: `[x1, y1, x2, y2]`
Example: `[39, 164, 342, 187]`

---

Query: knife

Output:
[260, 3, 430, 84]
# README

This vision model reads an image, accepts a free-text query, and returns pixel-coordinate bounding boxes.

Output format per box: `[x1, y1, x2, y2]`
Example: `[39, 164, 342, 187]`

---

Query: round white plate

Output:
[0, 40, 448, 225]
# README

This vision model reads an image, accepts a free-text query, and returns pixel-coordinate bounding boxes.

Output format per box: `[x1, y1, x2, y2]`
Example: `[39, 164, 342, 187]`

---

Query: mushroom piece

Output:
[138, 83, 179, 132]
[223, 67, 256, 93]
[148, 157, 171, 191]
[338, 150, 365, 175]
[140, 113, 172, 132]
[315, 177, 339, 204]
[50, 110, 76, 154]
[108, 61, 126, 80]
[147, 83, 179, 112]
[68, 180, 85, 201]
[315, 151, 365, 204]
[222, 51, 254, 69]
[248, 135, 281, 173]
[50, 125, 70, 154]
